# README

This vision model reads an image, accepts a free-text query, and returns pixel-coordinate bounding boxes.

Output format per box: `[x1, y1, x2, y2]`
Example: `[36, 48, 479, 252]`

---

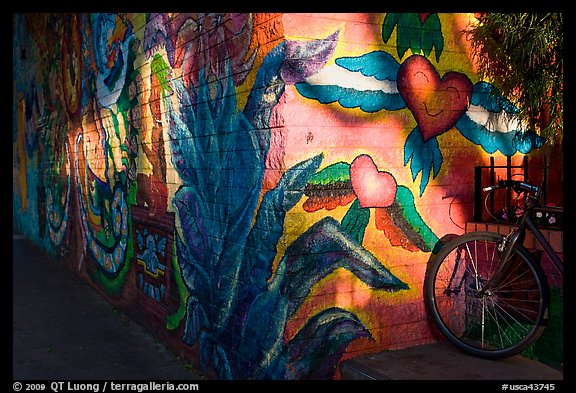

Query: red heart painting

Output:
[350, 155, 397, 208]
[397, 54, 473, 141]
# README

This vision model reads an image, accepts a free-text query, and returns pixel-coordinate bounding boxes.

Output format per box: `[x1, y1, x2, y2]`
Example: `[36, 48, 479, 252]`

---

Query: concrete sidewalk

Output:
[13, 233, 204, 380]
[340, 341, 563, 380]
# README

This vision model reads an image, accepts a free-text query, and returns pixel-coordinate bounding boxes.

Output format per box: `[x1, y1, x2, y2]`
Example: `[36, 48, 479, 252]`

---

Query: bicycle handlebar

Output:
[482, 179, 541, 194]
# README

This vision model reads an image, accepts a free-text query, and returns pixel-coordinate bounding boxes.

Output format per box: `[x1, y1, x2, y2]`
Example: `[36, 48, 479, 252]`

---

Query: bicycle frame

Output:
[523, 205, 563, 275]
[478, 204, 563, 296]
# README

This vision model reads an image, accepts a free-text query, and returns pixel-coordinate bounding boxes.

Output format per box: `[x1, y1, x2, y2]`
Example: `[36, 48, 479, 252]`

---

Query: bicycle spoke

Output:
[484, 300, 518, 349]
[496, 301, 542, 317]
[482, 299, 505, 349]
[491, 267, 538, 292]
[464, 242, 480, 289]
[492, 302, 533, 338]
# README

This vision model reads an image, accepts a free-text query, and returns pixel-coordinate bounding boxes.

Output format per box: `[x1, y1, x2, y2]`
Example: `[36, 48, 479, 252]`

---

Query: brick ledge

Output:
[465, 222, 563, 254]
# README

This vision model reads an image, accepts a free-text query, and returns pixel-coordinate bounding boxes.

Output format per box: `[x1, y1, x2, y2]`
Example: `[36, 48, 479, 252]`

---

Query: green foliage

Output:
[308, 162, 350, 185]
[464, 13, 563, 144]
[167, 240, 189, 330]
[382, 13, 444, 62]
[151, 54, 174, 96]
[524, 287, 563, 369]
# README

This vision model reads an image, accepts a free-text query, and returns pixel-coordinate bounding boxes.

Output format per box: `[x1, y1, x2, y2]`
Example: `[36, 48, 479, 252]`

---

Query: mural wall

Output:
[13, 12, 562, 378]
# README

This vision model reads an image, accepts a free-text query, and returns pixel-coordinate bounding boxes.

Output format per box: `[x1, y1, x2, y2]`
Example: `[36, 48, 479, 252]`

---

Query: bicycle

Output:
[424, 179, 563, 359]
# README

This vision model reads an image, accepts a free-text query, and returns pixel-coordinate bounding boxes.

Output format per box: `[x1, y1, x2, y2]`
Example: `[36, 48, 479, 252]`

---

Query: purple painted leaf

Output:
[281, 217, 408, 317]
[285, 307, 373, 379]
[281, 31, 339, 84]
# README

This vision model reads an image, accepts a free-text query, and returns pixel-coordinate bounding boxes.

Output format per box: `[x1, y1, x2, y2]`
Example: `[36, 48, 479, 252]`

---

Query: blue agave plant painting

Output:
[163, 34, 409, 379]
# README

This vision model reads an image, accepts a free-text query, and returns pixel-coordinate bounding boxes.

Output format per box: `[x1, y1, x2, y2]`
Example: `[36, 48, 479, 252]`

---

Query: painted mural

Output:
[13, 13, 562, 379]
[296, 13, 544, 196]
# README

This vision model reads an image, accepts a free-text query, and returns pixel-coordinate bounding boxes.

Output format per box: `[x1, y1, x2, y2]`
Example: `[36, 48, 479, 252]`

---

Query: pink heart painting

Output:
[350, 155, 397, 208]
[397, 54, 473, 141]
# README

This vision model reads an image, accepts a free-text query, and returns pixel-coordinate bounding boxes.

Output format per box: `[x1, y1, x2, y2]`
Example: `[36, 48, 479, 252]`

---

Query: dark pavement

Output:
[340, 341, 563, 380]
[13, 232, 564, 382]
[13, 233, 204, 381]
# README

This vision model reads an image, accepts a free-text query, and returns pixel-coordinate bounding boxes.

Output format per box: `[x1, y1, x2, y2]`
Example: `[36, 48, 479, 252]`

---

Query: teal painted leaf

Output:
[335, 51, 400, 81]
[234, 154, 324, 378]
[173, 207, 212, 311]
[243, 154, 324, 291]
[173, 186, 210, 261]
[213, 343, 233, 380]
[282, 154, 325, 211]
[244, 40, 286, 160]
[237, 261, 288, 377]
[198, 331, 213, 376]
[164, 80, 202, 186]
[296, 82, 406, 112]
[470, 81, 519, 113]
[455, 82, 545, 156]
[341, 198, 370, 244]
[181, 294, 208, 346]
[198, 334, 236, 379]
[403, 127, 443, 196]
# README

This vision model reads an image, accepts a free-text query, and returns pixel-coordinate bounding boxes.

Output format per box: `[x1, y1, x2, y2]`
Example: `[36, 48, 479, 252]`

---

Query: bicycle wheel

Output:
[424, 231, 549, 359]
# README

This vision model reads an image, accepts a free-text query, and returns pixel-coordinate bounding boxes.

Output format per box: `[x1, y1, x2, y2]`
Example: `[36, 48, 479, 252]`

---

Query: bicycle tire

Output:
[424, 231, 549, 359]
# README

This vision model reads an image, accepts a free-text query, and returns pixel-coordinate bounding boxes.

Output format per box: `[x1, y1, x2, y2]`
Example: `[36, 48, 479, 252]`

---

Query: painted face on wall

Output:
[397, 54, 473, 141]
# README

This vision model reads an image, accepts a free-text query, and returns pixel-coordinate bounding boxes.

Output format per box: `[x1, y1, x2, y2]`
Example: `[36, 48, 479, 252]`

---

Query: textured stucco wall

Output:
[12, 12, 562, 378]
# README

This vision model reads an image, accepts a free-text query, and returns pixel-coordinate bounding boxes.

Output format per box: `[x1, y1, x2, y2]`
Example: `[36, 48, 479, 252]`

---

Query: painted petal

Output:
[281, 31, 339, 84]
[375, 185, 439, 253]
